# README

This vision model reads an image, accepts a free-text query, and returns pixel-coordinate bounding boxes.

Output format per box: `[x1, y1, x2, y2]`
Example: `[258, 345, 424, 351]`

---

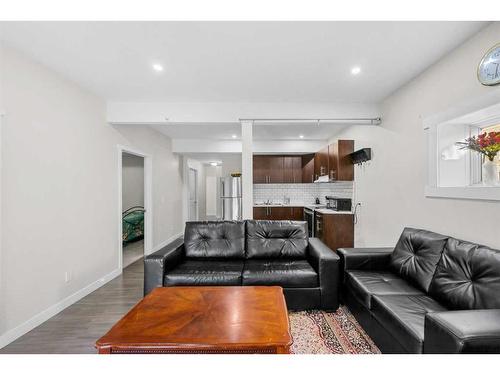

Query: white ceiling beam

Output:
[172, 139, 327, 154]
[107, 101, 381, 124]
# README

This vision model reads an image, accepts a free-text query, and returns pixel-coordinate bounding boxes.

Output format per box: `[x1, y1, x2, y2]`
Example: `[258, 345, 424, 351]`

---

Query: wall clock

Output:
[478, 43, 500, 86]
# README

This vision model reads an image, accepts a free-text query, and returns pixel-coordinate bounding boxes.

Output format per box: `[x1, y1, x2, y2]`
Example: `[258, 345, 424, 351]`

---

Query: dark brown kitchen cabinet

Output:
[254, 155, 300, 184]
[290, 207, 304, 221]
[253, 206, 304, 221]
[253, 207, 268, 220]
[283, 156, 302, 183]
[253, 155, 284, 184]
[314, 146, 329, 178]
[268, 156, 284, 184]
[253, 155, 269, 183]
[301, 154, 315, 183]
[315, 212, 354, 252]
[328, 140, 354, 181]
[269, 207, 289, 220]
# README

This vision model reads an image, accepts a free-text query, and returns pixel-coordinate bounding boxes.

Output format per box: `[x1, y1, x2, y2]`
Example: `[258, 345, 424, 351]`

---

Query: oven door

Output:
[303, 208, 314, 237]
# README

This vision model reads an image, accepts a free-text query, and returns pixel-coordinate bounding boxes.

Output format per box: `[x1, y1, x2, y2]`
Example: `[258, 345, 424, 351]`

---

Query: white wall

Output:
[330, 22, 500, 249]
[0, 44, 184, 346]
[205, 165, 220, 219]
[220, 154, 241, 177]
[121, 153, 144, 210]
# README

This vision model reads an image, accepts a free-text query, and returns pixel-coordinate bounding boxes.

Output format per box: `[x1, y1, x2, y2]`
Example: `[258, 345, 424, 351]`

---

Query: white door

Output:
[188, 168, 198, 221]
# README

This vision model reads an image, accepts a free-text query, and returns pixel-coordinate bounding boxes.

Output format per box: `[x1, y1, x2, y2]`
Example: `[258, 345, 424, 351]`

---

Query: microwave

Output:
[325, 196, 352, 212]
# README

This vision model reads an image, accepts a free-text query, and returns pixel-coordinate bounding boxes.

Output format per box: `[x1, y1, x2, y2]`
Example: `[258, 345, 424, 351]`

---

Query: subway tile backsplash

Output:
[253, 182, 353, 205]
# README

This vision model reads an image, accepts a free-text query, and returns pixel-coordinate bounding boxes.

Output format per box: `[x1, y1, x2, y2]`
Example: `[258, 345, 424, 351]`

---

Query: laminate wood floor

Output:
[123, 239, 144, 268]
[0, 259, 144, 354]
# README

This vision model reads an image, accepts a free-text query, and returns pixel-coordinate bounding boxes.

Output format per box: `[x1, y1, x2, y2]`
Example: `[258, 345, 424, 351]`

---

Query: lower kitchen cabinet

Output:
[315, 213, 354, 251]
[253, 206, 304, 221]
[253, 207, 268, 220]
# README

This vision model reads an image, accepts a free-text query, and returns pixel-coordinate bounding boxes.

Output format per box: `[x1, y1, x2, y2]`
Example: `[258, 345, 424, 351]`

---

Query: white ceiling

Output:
[0, 21, 487, 103]
[183, 153, 241, 166]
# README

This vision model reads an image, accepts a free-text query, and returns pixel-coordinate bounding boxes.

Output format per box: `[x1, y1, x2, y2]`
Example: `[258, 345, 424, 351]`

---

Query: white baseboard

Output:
[146, 232, 183, 255]
[0, 268, 121, 349]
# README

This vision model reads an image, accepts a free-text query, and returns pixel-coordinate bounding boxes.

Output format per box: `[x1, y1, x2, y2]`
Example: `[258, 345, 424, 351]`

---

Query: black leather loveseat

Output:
[338, 227, 500, 354]
[144, 220, 339, 311]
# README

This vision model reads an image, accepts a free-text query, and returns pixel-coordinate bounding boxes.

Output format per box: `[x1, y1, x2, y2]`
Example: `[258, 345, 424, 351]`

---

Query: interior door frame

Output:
[117, 145, 153, 271]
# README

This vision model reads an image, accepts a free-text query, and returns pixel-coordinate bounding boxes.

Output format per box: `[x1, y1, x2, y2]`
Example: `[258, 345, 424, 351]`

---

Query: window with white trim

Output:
[424, 98, 500, 201]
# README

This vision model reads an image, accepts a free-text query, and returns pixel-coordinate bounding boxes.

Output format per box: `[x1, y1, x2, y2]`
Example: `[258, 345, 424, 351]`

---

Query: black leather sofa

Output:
[144, 220, 340, 311]
[338, 227, 500, 354]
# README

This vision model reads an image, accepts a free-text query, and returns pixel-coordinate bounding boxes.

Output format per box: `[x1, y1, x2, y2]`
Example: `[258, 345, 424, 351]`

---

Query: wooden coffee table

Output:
[96, 286, 292, 354]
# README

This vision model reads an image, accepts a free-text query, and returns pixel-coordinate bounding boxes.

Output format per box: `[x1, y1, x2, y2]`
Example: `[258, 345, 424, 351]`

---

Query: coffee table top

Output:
[96, 286, 292, 351]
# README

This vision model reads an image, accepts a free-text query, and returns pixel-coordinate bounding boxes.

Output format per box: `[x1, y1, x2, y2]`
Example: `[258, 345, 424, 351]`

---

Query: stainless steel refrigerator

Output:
[220, 176, 242, 220]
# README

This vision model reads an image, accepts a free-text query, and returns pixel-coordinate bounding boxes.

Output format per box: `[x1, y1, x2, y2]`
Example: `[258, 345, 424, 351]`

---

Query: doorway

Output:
[118, 146, 152, 270]
[188, 167, 198, 221]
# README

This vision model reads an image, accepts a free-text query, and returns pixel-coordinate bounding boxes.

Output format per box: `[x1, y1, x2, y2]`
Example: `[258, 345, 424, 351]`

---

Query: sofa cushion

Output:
[345, 270, 424, 309]
[246, 220, 308, 259]
[428, 238, 500, 310]
[242, 259, 318, 288]
[390, 228, 448, 292]
[164, 260, 244, 286]
[371, 294, 447, 353]
[184, 221, 245, 258]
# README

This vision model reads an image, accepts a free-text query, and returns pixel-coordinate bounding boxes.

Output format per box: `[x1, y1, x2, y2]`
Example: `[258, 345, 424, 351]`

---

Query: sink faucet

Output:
[283, 196, 290, 205]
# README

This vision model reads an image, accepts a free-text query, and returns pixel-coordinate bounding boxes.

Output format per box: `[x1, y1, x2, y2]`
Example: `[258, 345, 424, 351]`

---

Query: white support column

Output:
[241, 120, 253, 219]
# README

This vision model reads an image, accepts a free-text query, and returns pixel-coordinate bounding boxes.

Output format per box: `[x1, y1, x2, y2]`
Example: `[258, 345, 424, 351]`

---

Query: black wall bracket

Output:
[349, 148, 372, 165]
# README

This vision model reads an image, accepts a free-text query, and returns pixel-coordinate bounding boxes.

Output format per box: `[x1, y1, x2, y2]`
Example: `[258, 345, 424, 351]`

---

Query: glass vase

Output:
[482, 157, 500, 186]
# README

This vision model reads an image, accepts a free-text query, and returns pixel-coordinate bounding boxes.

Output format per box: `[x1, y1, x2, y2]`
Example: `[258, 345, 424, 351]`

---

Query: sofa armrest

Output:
[143, 237, 184, 296]
[308, 238, 340, 311]
[337, 247, 393, 273]
[424, 310, 500, 353]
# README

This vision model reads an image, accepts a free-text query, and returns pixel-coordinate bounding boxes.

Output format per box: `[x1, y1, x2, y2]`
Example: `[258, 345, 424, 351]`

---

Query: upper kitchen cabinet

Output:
[328, 140, 354, 181]
[253, 140, 353, 184]
[253, 155, 284, 184]
[301, 154, 315, 183]
[314, 146, 329, 178]
[254, 155, 301, 184]
[253, 155, 269, 183]
[283, 156, 302, 183]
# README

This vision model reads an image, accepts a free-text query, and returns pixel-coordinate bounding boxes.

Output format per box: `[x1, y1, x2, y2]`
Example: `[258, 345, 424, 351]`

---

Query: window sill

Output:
[425, 186, 500, 201]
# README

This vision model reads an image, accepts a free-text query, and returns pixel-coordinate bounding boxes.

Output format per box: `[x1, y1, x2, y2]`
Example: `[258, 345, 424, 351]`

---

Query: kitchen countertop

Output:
[315, 208, 353, 215]
[253, 203, 352, 214]
[253, 203, 306, 207]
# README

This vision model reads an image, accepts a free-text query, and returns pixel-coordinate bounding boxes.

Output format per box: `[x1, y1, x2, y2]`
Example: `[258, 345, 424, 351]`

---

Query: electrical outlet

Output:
[64, 271, 72, 283]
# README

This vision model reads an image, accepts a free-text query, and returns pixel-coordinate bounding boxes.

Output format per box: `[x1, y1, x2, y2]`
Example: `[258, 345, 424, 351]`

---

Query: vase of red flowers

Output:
[456, 131, 500, 186]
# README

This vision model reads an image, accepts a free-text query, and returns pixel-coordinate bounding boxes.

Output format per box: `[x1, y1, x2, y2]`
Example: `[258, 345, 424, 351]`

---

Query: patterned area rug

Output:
[289, 307, 380, 354]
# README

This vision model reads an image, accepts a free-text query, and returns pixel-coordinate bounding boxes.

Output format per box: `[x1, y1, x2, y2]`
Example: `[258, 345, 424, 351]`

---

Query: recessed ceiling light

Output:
[299, 134, 304, 139]
[152, 63, 164, 72]
[351, 66, 361, 75]
[210, 162, 218, 166]
[232, 134, 237, 139]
